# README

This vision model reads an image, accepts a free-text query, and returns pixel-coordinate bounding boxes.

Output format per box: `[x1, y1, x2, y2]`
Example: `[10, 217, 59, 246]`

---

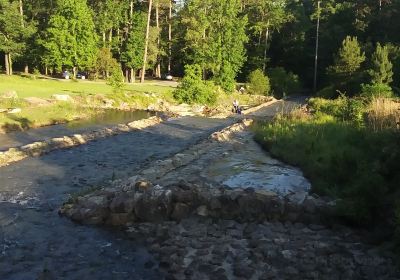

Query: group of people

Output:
[232, 99, 242, 114]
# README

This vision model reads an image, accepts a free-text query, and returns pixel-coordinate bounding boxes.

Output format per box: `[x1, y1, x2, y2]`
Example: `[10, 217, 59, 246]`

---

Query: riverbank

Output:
[0, 74, 270, 133]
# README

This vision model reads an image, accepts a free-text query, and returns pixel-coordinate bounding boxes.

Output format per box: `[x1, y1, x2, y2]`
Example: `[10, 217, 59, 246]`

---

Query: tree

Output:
[42, 0, 98, 77]
[181, 0, 248, 91]
[141, 0, 153, 83]
[329, 36, 365, 77]
[0, 0, 34, 75]
[246, 0, 293, 72]
[247, 69, 270, 95]
[120, 11, 146, 83]
[368, 43, 393, 85]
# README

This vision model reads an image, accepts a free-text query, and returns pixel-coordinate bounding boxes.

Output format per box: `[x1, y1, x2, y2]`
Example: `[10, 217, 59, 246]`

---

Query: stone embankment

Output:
[0, 116, 163, 167]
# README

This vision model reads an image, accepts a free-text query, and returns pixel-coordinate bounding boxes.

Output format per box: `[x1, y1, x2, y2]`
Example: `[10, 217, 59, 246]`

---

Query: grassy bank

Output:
[0, 75, 176, 132]
[0, 74, 268, 132]
[254, 97, 400, 241]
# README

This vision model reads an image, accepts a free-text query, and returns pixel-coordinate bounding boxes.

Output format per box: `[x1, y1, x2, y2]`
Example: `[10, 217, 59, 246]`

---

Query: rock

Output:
[196, 205, 208, 217]
[286, 191, 308, 205]
[135, 180, 153, 191]
[134, 186, 173, 222]
[2, 90, 17, 99]
[7, 108, 22, 114]
[106, 213, 135, 226]
[52, 94, 72, 101]
[171, 203, 191, 220]
[109, 194, 135, 213]
[23, 97, 51, 106]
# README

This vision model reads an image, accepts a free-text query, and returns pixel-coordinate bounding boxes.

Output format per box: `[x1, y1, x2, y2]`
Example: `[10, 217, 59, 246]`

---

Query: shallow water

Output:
[66, 109, 156, 129]
[202, 137, 311, 196]
[0, 109, 156, 151]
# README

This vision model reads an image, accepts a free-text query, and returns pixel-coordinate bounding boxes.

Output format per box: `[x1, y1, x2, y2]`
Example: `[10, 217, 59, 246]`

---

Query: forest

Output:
[0, 0, 399, 98]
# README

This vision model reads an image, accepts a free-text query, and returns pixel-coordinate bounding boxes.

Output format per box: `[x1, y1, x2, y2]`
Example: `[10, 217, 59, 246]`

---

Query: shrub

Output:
[361, 83, 393, 99]
[308, 96, 366, 124]
[173, 64, 217, 105]
[317, 86, 337, 99]
[268, 67, 301, 99]
[107, 65, 125, 93]
[246, 69, 270, 96]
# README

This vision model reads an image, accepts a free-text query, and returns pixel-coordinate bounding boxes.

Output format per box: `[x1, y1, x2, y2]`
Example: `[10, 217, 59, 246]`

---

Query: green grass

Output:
[254, 109, 400, 243]
[0, 74, 174, 98]
[0, 74, 176, 131]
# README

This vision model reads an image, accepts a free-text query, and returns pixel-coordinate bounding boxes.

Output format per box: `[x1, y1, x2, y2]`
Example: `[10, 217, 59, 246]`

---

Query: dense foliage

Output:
[246, 69, 270, 96]
[173, 64, 217, 105]
[0, 0, 399, 99]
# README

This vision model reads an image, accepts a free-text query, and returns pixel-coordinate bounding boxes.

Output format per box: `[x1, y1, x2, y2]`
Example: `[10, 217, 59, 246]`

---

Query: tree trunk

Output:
[5, 54, 9, 75]
[102, 32, 106, 46]
[168, 0, 172, 73]
[130, 68, 135, 83]
[313, 1, 321, 94]
[130, 0, 134, 21]
[141, 0, 153, 83]
[125, 69, 129, 83]
[20, 0, 29, 73]
[155, 2, 161, 78]
[108, 28, 113, 47]
[45, 66, 48, 76]
[8, 53, 13, 75]
[72, 66, 77, 79]
[262, 24, 270, 72]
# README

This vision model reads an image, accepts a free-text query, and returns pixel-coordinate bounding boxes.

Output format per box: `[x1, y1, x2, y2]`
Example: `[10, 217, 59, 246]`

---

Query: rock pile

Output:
[60, 177, 334, 226]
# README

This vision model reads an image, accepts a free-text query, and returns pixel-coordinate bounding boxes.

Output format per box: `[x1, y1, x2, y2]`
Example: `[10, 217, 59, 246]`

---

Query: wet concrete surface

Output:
[0, 116, 232, 279]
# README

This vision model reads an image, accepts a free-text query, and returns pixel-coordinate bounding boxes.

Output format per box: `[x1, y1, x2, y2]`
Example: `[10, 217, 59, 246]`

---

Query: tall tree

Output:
[121, 11, 146, 83]
[43, 0, 98, 77]
[0, 0, 34, 75]
[181, 0, 248, 91]
[141, 0, 153, 83]
[329, 36, 365, 77]
[368, 43, 393, 85]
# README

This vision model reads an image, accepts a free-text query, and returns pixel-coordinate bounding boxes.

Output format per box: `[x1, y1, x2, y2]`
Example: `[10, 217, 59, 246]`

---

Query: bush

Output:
[361, 83, 393, 99]
[107, 65, 125, 93]
[268, 67, 301, 99]
[246, 69, 270, 96]
[308, 96, 366, 124]
[173, 64, 217, 105]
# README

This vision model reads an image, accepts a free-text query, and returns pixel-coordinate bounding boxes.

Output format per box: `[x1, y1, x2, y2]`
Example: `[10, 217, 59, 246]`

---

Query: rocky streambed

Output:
[60, 119, 400, 279]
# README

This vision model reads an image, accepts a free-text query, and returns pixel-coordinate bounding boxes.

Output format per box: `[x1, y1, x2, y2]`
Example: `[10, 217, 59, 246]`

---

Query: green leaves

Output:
[42, 0, 97, 72]
[181, 0, 248, 91]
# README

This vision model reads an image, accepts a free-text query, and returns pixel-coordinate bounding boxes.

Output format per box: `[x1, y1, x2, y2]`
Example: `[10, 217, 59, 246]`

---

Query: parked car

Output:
[162, 73, 173, 81]
[76, 72, 87, 79]
[62, 71, 70, 79]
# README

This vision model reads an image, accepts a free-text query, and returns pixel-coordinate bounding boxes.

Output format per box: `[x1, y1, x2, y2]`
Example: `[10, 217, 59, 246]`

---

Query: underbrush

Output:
[254, 97, 400, 244]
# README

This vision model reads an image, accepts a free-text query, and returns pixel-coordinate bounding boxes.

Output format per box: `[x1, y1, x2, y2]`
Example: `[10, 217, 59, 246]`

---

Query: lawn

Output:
[0, 74, 175, 98]
[0, 74, 176, 132]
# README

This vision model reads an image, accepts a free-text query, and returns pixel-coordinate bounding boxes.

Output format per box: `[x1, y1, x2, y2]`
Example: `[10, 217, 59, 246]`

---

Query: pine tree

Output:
[42, 0, 98, 77]
[368, 43, 393, 85]
[330, 36, 365, 77]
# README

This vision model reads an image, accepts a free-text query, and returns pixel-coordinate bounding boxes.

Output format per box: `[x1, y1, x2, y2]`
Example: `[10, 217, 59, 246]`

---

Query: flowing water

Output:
[0, 109, 156, 151]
